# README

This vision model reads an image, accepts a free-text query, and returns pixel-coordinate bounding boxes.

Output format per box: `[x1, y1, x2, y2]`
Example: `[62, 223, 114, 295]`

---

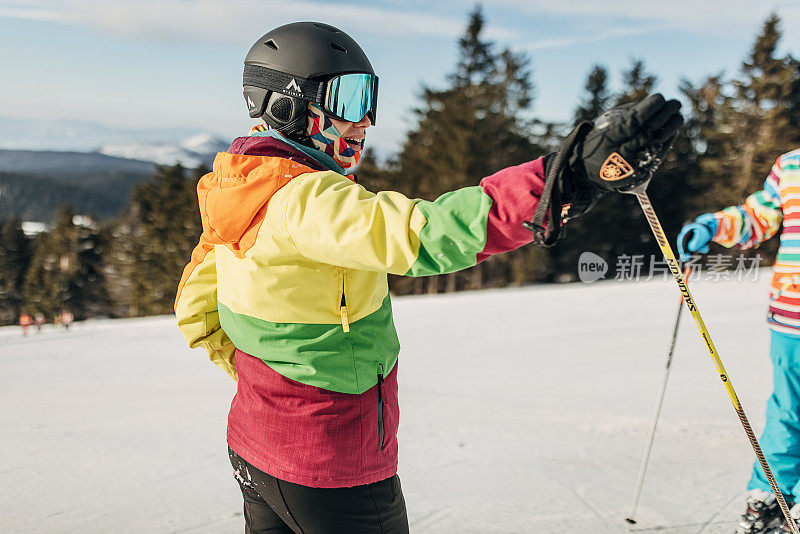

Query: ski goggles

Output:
[243, 65, 379, 124]
[323, 73, 378, 124]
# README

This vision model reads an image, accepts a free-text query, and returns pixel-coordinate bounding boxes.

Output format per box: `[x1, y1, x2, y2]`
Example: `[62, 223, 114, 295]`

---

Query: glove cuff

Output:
[695, 213, 719, 238]
[525, 121, 593, 247]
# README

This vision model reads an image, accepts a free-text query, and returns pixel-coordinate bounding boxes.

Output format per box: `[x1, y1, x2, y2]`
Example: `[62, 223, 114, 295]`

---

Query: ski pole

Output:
[625, 266, 689, 525]
[629, 186, 799, 534]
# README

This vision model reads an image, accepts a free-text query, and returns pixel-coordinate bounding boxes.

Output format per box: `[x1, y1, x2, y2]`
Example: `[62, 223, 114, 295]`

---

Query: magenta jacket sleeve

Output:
[476, 158, 545, 263]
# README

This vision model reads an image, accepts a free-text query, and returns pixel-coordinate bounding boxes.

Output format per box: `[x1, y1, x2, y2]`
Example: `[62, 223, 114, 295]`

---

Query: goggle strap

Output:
[243, 64, 325, 103]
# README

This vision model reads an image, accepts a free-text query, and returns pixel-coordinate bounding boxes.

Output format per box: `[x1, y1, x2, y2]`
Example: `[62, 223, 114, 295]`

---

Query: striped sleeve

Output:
[284, 159, 545, 276]
[712, 158, 783, 249]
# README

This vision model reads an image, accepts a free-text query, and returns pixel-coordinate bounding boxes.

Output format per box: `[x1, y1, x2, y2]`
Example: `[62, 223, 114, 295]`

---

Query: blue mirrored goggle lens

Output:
[325, 73, 377, 123]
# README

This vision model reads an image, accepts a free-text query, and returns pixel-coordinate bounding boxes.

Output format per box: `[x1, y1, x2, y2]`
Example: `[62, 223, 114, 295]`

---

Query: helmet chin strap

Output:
[305, 104, 361, 169]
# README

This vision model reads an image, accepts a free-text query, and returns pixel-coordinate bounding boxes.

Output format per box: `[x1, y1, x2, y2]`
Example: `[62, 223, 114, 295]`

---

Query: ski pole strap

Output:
[524, 121, 592, 247]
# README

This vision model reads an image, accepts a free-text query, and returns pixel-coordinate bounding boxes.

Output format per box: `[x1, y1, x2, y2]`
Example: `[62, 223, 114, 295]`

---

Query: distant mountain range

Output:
[0, 150, 155, 178]
[0, 116, 231, 168]
[98, 133, 230, 168]
[0, 117, 234, 223]
[0, 149, 157, 222]
[0, 115, 229, 153]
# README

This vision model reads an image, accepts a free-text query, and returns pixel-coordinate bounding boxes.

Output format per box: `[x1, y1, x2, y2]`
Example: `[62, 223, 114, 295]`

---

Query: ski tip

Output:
[625, 518, 637, 524]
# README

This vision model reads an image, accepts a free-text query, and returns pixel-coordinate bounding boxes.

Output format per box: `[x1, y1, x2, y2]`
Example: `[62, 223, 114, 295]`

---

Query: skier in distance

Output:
[176, 21, 683, 534]
[19, 312, 32, 337]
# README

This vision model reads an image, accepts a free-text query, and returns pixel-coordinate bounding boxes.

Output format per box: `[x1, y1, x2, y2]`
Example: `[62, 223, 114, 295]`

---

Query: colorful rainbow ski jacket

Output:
[709, 149, 800, 336]
[175, 130, 546, 487]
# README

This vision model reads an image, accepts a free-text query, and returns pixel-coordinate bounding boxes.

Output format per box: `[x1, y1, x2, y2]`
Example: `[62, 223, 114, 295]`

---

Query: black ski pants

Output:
[229, 447, 410, 534]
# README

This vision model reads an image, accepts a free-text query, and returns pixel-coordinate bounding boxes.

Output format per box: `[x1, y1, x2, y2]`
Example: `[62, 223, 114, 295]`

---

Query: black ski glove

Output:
[570, 93, 683, 193]
[525, 93, 683, 246]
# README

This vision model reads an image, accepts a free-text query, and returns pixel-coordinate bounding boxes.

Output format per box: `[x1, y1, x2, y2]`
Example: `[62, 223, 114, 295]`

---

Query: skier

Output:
[175, 21, 683, 534]
[19, 312, 32, 336]
[679, 149, 800, 533]
[34, 312, 45, 333]
[59, 310, 73, 331]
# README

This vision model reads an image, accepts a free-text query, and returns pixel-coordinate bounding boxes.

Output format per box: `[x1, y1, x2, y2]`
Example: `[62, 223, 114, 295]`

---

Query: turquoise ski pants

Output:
[749, 330, 800, 500]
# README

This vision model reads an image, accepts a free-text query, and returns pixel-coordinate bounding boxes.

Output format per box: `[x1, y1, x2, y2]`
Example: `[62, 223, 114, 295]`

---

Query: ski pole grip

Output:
[677, 228, 691, 262]
[676, 223, 704, 263]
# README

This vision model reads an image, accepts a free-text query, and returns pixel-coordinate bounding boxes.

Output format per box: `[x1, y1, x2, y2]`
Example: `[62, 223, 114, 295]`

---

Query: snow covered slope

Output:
[0, 274, 777, 533]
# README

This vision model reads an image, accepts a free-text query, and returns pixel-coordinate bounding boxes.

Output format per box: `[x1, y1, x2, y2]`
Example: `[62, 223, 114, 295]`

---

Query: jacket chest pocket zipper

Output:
[377, 364, 385, 450]
[340, 274, 350, 333]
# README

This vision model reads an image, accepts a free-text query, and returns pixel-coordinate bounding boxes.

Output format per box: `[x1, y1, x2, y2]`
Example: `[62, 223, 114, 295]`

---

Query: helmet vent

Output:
[330, 42, 348, 53]
[264, 39, 278, 50]
[270, 97, 293, 122]
[313, 23, 339, 33]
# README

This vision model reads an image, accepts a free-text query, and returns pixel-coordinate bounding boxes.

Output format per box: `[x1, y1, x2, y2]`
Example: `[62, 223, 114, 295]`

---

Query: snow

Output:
[20, 221, 48, 236]
[98, 134, 227, 167]
[0, 115, 208, 154]
[71, 215, 96, 229]
[180, 133, 228, 155]
[0, 273, 779, 533]
[99, 142, 205, 168]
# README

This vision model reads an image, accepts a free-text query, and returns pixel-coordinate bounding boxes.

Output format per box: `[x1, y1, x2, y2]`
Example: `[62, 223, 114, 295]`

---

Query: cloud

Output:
[520, 25, 669, 51]
[9, 0, 798, 54]
[478, 0, 800, 37]
[0, 0, 59, 21]
[0, 0, 517, 44]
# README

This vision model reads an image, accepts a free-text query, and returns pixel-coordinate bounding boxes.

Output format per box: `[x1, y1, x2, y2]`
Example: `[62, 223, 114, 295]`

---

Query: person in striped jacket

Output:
[679, 149, 800, 533]
[176, 21, 682, 534]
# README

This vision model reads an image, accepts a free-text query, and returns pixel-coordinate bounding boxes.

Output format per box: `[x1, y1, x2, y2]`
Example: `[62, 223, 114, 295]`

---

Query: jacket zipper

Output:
[340, 273, 350, 333]
[377, 363, 385, 450]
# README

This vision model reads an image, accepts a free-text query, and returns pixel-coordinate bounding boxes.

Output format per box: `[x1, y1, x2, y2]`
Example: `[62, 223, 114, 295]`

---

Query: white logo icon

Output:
[246, 95, 256, 109]
[285, 78, 302, 94]
[578, 252, 608, 283]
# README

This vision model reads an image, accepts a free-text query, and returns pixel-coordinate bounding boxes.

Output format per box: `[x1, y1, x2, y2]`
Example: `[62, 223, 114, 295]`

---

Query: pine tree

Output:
[616, 59, 657, 105]
[550, 59, 697, 280]
[679, 75, 734, 212]
[0, 218, 31, 324]
[356, 148, 390, 192]
[738, 14, 800, 176]
[21, 207, 110, 320]
[127, 164, 203, 316]
[103, 216, 136, 318]
[697, 14, 800, 204]
[452, 5, 496, 88]
[389, 5, 549, 294]
[71, 221, 111, 318]
[681, 14, 800, 268]
[23, 208, 71, 318]
[574, 65, 610, 125]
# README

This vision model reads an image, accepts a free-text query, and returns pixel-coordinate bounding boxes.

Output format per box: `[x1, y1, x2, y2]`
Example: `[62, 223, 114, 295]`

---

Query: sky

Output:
[1, 0, 800, 156]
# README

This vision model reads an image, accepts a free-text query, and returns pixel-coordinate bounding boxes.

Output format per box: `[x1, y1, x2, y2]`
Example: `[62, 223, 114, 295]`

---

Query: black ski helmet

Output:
[243, 22, 376, 138]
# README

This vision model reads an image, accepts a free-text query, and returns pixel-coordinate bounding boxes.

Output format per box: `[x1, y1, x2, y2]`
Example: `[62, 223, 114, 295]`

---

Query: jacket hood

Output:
[197, 136, 323, 246]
